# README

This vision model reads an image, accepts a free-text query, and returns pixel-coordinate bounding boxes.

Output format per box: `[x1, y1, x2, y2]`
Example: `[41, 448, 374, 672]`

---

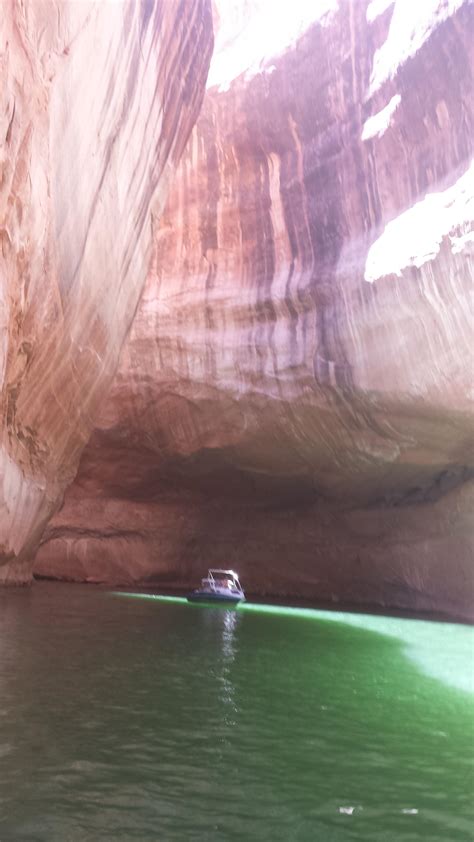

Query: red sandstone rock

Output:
[0, 0, 213, 582]
[35, 0, 474, 616]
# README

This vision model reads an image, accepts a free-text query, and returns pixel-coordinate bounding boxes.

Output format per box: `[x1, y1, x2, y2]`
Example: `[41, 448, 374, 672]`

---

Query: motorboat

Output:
[187, 569, 245, 604]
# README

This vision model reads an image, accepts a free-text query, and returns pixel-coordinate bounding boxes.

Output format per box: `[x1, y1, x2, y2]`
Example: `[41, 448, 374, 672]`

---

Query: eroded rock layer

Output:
[0, 0, 213, 581]
[35, 0, 474, 616]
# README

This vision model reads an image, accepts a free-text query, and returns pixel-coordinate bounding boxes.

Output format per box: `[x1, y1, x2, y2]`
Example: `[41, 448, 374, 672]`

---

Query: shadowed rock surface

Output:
[0, 0, 213, 582]
[34, 0, 474, 617]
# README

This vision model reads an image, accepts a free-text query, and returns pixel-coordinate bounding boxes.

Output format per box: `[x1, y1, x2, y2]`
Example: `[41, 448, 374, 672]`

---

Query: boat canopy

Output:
[208, 569, 240, 581]
[190, 568, 245, 601]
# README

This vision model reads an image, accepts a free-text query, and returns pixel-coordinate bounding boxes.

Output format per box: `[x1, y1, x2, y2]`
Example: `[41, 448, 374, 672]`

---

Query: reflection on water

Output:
[241, 602, 474, 695]
[0, 583, 472, 842]
[199, 608, 240, 728]
[218, 610, 239, 723]
[222, 608, 239, 659]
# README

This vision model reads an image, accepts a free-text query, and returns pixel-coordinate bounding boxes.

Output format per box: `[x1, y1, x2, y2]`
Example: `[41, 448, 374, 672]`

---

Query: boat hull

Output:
[187, 591, 245, 605]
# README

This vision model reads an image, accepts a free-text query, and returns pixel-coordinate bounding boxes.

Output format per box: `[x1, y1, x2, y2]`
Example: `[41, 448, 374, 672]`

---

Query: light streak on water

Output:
[111, 591, 474, 695]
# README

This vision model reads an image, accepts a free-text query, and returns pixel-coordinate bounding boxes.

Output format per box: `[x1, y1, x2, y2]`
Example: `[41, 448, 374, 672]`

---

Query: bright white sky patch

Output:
[369, 0, 466, 95]
[366, 0, 395, 22]
[208, 0, 339, 91]
[364, 161, 474, 282]
[362, 94, 401, 140]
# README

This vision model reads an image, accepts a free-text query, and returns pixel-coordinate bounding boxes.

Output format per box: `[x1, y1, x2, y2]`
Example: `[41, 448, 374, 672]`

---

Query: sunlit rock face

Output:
[35, 0, 474, 617]
[0, 0, 213, 582]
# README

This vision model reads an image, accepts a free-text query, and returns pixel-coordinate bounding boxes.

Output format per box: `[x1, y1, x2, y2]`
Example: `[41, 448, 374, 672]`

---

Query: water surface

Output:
[0, 583, 472, 841]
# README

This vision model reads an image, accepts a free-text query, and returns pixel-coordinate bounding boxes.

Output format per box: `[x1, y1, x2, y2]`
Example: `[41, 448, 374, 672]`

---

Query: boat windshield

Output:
[205, 570, 243, 590]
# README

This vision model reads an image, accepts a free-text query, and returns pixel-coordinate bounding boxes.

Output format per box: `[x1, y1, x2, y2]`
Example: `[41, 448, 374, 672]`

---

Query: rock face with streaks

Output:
[35, 0, 474, 617]
[0, 0, 213, 582]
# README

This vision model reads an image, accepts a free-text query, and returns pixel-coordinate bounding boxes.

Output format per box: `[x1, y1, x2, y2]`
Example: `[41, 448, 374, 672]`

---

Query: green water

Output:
[0, 584, 472, 841]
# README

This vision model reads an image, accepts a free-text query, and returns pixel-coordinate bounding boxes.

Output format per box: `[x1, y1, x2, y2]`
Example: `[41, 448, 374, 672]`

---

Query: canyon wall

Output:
[0, 0, 213, 582]
[35, 0, 474, 617]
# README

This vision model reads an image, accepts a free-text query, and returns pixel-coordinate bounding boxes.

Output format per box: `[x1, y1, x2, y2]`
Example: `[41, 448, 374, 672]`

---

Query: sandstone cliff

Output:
[0, 0, 213, 582]
[34, 0, 474, 617]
